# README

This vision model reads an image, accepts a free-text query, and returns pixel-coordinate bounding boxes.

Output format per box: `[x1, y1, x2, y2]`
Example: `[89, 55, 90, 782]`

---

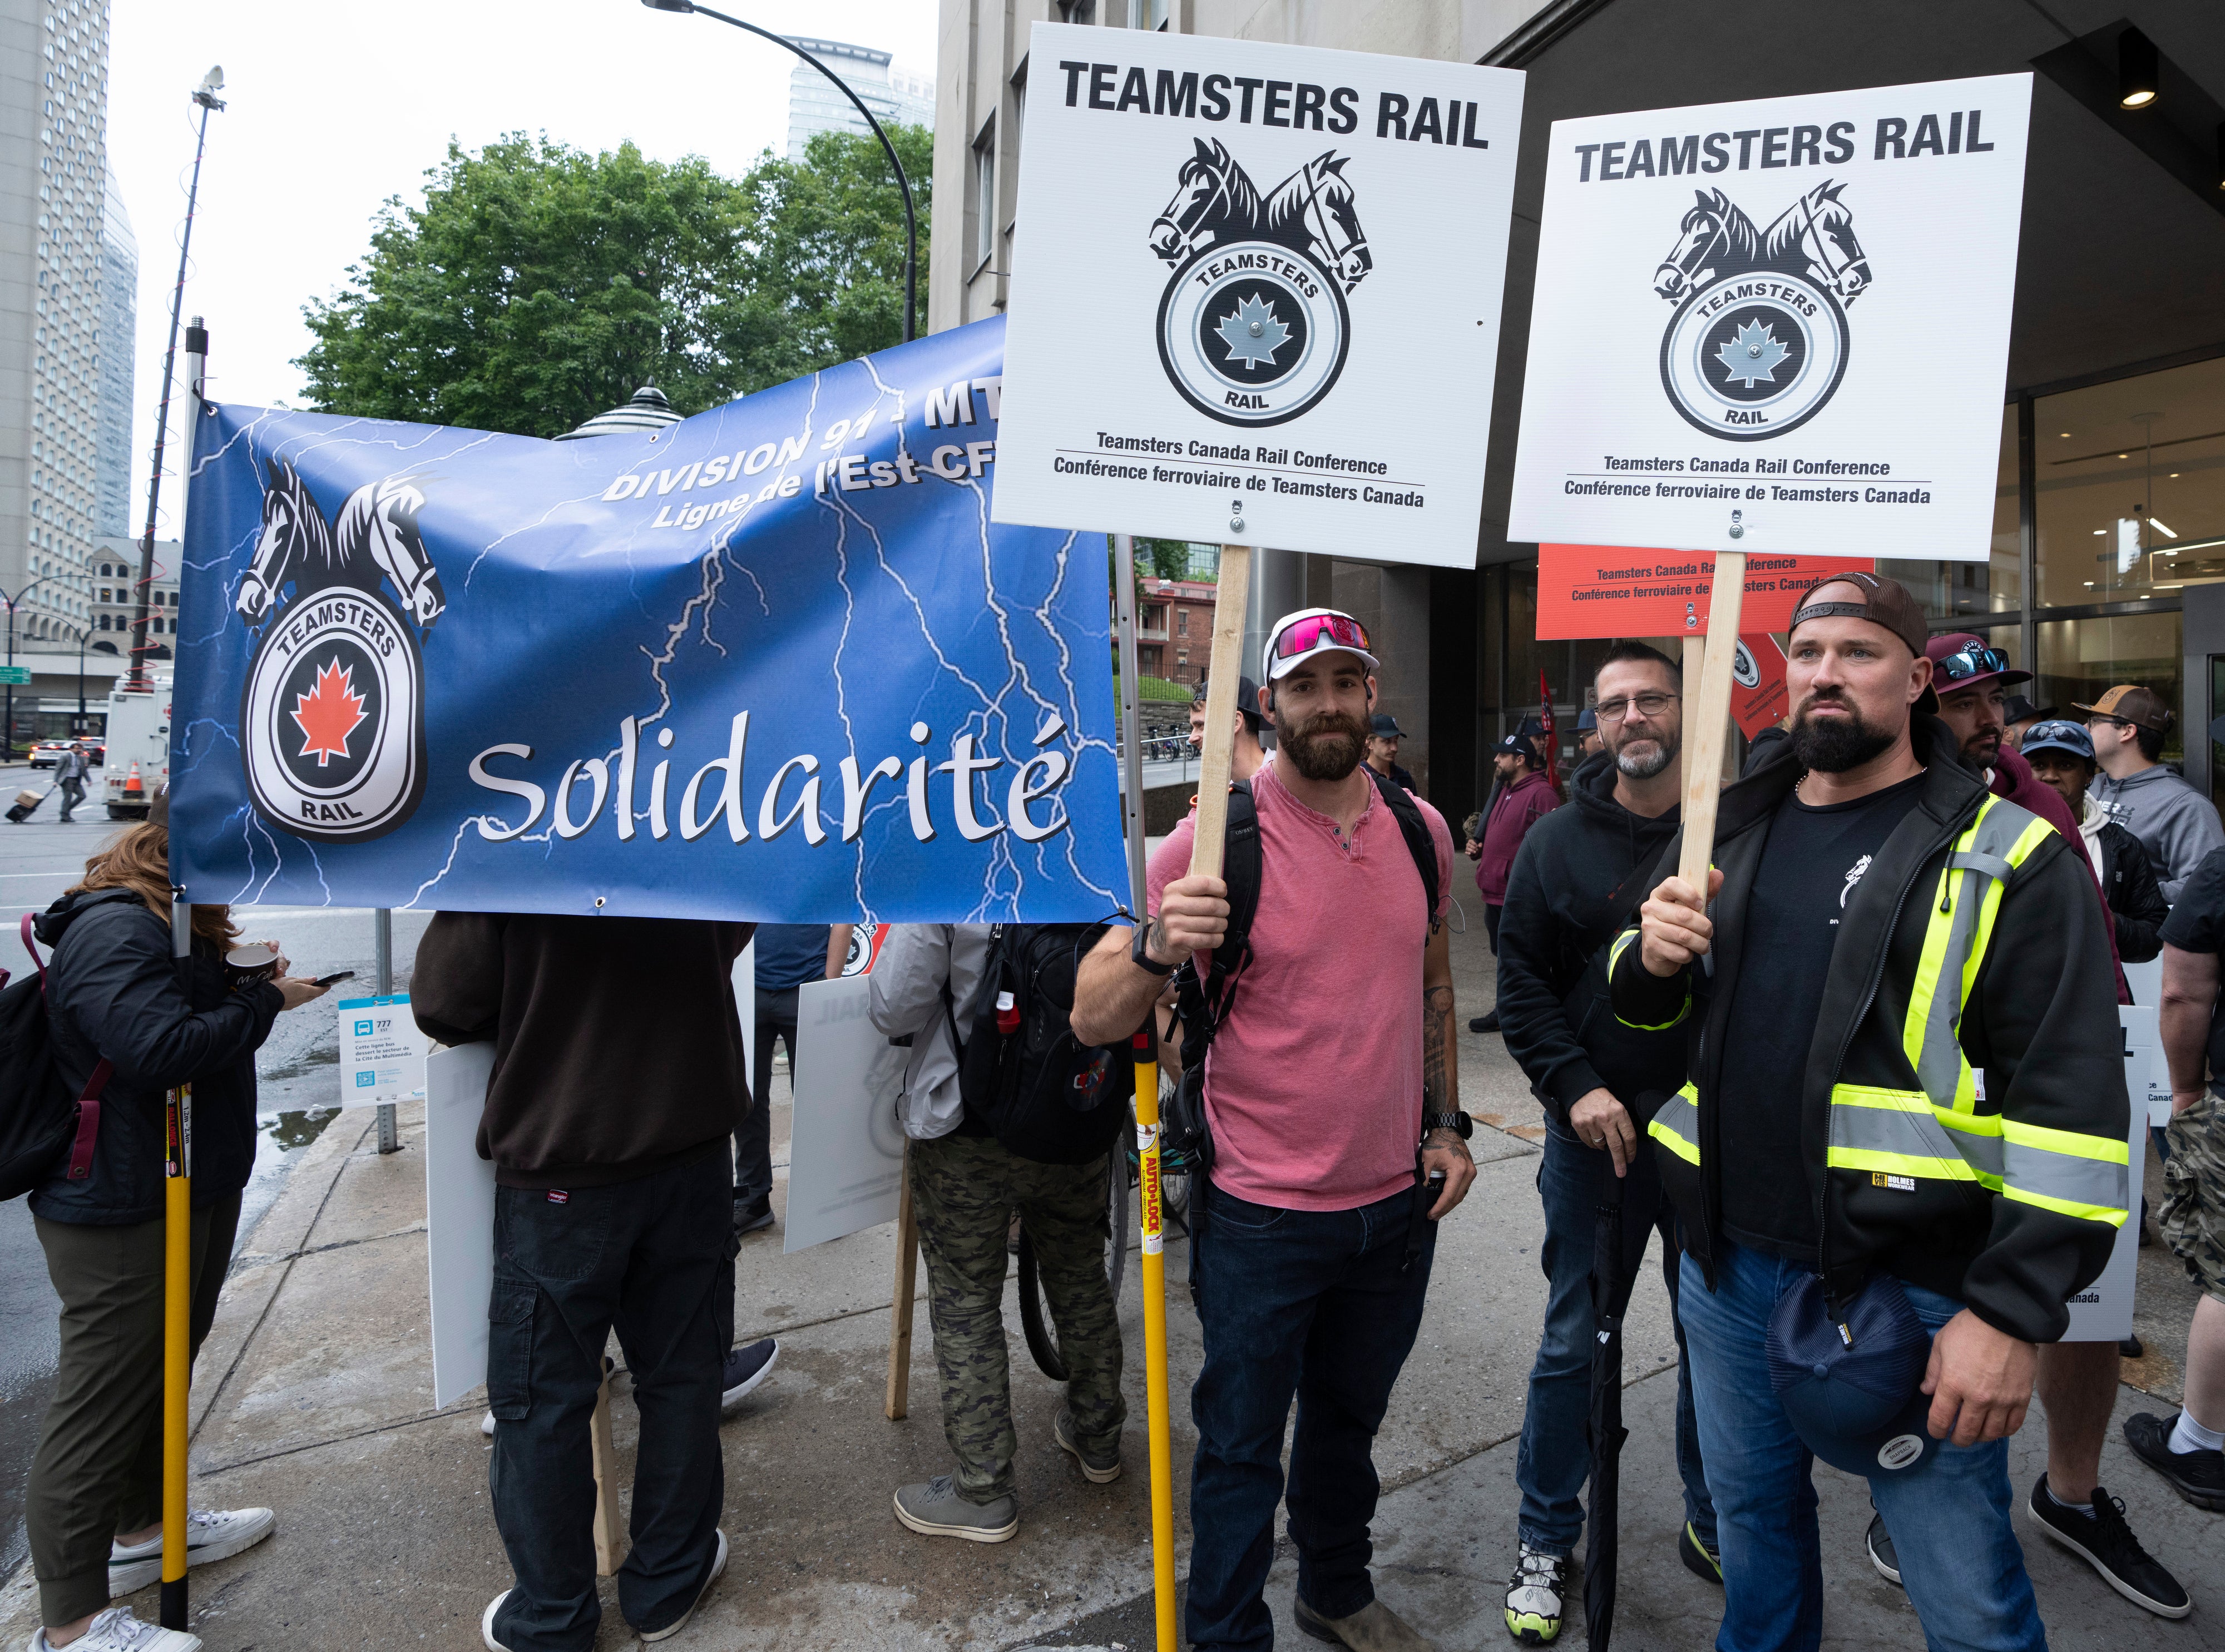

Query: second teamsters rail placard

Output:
[990, 22, 1524, 568]
[1507, 75, 2030, 561]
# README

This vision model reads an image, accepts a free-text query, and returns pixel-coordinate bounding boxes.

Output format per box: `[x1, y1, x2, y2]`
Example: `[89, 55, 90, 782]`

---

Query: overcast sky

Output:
[104, 0, 938, 542]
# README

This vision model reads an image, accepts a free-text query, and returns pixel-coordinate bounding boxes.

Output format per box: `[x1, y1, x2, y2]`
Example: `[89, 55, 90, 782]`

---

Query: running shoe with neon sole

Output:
[1504, 1545, 1566, 1644]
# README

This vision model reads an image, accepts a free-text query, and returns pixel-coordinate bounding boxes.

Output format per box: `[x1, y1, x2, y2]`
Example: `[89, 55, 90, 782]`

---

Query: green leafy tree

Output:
[296, 125, 930, 438]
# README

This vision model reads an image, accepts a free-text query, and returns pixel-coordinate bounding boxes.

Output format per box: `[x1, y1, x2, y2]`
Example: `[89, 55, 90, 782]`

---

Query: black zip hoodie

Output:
[32, 888, 282, 1225]
[1610, 716, 2126, 1344]
[1497, 753, 1684, 1124]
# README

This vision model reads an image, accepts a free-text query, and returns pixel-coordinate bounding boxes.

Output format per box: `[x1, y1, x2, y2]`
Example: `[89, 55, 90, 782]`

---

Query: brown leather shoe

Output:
[1293, 1595, 1442, 1651]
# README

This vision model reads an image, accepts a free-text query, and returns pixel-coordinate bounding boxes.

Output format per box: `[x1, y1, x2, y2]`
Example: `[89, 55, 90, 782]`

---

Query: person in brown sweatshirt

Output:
[413, 912, 751, 1652]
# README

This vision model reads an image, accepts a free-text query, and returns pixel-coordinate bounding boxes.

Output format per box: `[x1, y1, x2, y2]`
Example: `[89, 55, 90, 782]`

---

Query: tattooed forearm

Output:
[1423, 982, 1455, 1110]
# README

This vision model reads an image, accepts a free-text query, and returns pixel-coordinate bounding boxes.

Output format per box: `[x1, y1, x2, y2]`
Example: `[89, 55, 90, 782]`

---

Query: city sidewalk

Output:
[0, 924, 2214, 1649]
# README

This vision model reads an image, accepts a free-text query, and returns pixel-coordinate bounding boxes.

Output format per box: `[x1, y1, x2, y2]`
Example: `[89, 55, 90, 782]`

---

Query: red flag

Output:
[1537, 668, 1559, 793]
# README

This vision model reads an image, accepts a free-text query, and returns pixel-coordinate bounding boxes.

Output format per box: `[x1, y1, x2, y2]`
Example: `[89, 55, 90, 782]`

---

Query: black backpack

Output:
[1166, 768, 1440, 1175]
[0, 908, 117, 1201]
[956, 923, 1135, 1165]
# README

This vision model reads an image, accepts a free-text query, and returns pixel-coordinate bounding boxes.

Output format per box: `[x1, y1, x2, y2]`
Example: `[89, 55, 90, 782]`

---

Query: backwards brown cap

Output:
[1786, 571, 1938, 714]
[2073, 684, 2174, 734]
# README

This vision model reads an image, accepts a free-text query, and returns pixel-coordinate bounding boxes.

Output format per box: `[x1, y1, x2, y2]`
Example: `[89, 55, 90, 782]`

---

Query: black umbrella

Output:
[1583, 1166, 1638, 1650]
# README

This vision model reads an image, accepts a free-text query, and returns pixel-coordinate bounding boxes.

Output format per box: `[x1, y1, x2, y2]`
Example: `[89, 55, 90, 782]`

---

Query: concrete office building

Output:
[96, 160, 132, 537]
[929, 0, 2225, 814]
[785, 38, 934, 161]
[1, 0, 125, 743]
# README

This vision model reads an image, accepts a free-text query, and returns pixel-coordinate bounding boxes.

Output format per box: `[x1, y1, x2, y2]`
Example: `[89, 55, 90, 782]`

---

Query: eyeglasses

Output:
[1271, 612, 1371, 660]
[1931, 645, 2011, 685]
[1594, 692, 1680, 723]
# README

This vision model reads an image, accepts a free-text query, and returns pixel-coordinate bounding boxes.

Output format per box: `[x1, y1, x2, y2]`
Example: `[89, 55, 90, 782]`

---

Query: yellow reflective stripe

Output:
[1935, 1106, 2004, 1189]
[1648, 1083, 1700, 1165]
[1959, 814, 2053, 1013]
[1826, 1086, 1980, 1182]
[1903, 862, 1959, 1081]
[2000, 1116, 2129, 1164]
[1825, 1145, 1979, 1182]
[2001, 1184, 2130, 1228]
[1609, 929, 1690, 1030]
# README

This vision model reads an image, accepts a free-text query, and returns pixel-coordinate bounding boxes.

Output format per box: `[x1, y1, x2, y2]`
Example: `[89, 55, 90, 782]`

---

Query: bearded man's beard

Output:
[1614, 736, 1677, 779]
[1792, 695, 1896, 773]
[1278, 708, 1371, 781]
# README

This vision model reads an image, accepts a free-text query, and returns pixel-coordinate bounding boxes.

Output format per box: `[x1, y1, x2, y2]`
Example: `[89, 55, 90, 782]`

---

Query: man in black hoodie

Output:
[413, 914, 752, 1652]
[1496, 642, 1716, 1643]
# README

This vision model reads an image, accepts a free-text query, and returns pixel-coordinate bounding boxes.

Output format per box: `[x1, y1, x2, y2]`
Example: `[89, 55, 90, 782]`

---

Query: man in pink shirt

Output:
[1470, 734, 1561, 1034]
[1073, 608, 1474, 1652]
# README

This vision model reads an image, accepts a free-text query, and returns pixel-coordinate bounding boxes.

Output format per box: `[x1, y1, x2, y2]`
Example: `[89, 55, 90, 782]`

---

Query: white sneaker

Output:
[107, 1508, 275, 1596]
[481, 1410, 496, 1437]
[27, 1605, 202, 1650]
[640, 1529, 728, 1643]
[481, 1589, 512, 1651]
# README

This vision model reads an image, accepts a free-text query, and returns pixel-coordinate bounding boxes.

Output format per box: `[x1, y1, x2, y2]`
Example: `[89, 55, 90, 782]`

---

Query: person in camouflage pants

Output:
[868, 922, 1128, 1543]
[911, 1134, 1127, 1507]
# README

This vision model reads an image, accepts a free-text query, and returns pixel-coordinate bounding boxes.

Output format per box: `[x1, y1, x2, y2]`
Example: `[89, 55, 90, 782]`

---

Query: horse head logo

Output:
[1654, 189, 1762, 302]
[1150, 138, 1261, 266]
[237, 459, 445, 631]
[1768, 180, 1870, 305]
[235, 457, 442, 844]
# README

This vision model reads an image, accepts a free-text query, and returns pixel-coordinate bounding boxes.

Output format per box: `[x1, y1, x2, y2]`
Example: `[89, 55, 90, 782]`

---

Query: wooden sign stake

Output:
[884, 1140, 919, 1419]
[590, 1369, 625, 1575]
[1676, 553, 1747, 891]
[1188, 545, 1254, 879]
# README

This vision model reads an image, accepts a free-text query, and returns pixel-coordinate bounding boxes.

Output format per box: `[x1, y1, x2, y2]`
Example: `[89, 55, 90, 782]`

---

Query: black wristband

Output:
[1131, 923, 1175, 976]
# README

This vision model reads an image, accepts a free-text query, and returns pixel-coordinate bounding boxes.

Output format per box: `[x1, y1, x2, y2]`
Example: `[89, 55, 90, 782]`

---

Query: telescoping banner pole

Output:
[160, 888, 192, 1630]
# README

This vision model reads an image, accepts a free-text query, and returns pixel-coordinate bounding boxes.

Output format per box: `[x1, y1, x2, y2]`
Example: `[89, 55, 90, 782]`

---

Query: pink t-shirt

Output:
[1148, 764, 1455, 1211]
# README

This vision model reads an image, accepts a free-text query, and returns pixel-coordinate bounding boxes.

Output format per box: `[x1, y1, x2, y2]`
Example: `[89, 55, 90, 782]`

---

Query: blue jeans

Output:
[486, 1151, 733, 1652]
[1516, 1115, 1714, 1556]
[1187, 1181, 1437, 1652]
[1678, 1240, 2045, 1652]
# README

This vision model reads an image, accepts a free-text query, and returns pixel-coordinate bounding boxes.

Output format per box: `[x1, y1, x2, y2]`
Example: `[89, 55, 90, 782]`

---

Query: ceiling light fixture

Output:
[2150, 517, 2179, 538]
[2119, 27, 2159, 109]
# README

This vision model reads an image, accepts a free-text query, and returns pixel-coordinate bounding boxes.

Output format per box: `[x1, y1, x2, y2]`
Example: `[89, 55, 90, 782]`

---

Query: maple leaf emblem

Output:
[1715, 317, 1790, 388]
[1215, 293, 1291, 369]
[290, 659, 368, 768]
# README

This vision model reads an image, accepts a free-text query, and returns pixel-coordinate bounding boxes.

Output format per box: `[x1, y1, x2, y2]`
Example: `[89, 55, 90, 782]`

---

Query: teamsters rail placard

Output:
[169, 317, 1128, 923]
[1507, 74, 2031, 561]
[990, 22, 1524, 568]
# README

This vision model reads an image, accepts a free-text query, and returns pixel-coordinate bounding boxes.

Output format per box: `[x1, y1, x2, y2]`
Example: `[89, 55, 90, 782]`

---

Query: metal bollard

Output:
[374, 908, 399, 1153]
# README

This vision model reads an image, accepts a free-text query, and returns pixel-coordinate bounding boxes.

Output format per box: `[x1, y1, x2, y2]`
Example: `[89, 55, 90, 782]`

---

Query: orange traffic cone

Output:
[123, 761, 144, 802]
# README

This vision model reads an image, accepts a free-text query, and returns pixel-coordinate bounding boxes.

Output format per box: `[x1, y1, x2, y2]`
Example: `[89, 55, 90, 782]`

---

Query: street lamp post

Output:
[130, 67, 225, 694]
[0, 576, 55, 761]
[637, 1, 917, 343]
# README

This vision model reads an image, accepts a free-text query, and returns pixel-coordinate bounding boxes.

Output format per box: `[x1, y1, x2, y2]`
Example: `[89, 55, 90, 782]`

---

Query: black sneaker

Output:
[2123, 1411, 2225, 1511]
[733, 1195, 774, 1236]
[2025, 1475, 2189, 1619]
[1470, 1011, 1501, 1034]
[1677, 1520, 1721, 1585]
[2118, 1334, 2144, 1358]
[721, 1337, 779, 1412]
[1865, 1512, 1901, 1587]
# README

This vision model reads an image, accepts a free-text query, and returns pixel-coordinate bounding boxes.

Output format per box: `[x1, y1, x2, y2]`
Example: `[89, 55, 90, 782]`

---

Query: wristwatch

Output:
[1131, 923, 1176, 976]
[1421, 1110, 1473, 1140]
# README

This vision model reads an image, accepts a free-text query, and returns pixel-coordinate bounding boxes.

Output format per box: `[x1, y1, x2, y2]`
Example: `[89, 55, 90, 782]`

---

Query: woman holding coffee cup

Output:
[19, 794, 331, 1652]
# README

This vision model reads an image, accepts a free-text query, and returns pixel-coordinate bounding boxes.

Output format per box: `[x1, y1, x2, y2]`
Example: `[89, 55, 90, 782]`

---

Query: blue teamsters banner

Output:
[170, 317, 1127, 922]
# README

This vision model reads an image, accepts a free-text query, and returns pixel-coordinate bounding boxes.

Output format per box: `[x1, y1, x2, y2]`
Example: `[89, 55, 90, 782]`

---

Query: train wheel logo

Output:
[1732, 640, 1761, 689]
[235, 459, 446, 842]
[1652, 181, 1871, 442]
[1149, 139, 1370, 427]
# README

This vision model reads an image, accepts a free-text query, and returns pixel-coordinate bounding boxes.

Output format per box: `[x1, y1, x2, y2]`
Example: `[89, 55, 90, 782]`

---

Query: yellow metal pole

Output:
[1131, 1044, 1178, 1652]
[160, 1081, 191, 1630]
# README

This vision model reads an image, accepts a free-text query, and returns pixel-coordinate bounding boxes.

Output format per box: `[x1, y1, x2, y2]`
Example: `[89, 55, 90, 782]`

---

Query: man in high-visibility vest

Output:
[1614, 572, 2128, 1651]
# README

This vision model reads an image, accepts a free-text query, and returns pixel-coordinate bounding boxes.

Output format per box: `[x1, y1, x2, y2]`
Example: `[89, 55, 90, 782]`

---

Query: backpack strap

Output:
[1364, 769, 1442, 938]
[21, 912, 44, 984]
[65, 1060, 110, 1181]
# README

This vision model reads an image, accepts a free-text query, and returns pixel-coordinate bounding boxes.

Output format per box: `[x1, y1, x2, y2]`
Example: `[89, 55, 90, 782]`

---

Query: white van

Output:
[102, 671, 172, 819]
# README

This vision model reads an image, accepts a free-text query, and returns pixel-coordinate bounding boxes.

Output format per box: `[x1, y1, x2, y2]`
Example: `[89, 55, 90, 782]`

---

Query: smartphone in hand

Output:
[313, 970, 357, 988]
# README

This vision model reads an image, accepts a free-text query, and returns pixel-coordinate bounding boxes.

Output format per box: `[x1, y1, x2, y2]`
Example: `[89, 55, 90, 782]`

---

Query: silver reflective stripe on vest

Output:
[2004, 1138, 2130, 1213]
[1827, 1087, 1974, 1178]
[1913, 800, 2040, 1112]
[1649, 1083, 1700, 1165]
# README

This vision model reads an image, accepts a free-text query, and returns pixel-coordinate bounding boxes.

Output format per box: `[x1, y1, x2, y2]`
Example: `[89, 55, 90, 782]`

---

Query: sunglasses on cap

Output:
[1272, 612, 1372, 661]
[1931, 644, 2012, 685]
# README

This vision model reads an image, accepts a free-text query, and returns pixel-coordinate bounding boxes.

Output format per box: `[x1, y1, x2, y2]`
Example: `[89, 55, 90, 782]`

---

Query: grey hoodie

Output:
[2090, 763, 2225, 903]
[868, 924, 993, 1140]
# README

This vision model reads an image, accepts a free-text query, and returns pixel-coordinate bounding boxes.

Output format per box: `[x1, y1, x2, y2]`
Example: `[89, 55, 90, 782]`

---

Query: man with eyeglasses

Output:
[1072, 607, 1471, 1652]
[2078, 685, 2224, 905]
[1495, 642, 1719, 1643]
[1903, 637, 2186, 1617]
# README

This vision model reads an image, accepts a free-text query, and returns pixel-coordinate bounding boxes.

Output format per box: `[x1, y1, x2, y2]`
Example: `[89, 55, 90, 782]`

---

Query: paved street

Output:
[0, 902, 2212, 1650]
